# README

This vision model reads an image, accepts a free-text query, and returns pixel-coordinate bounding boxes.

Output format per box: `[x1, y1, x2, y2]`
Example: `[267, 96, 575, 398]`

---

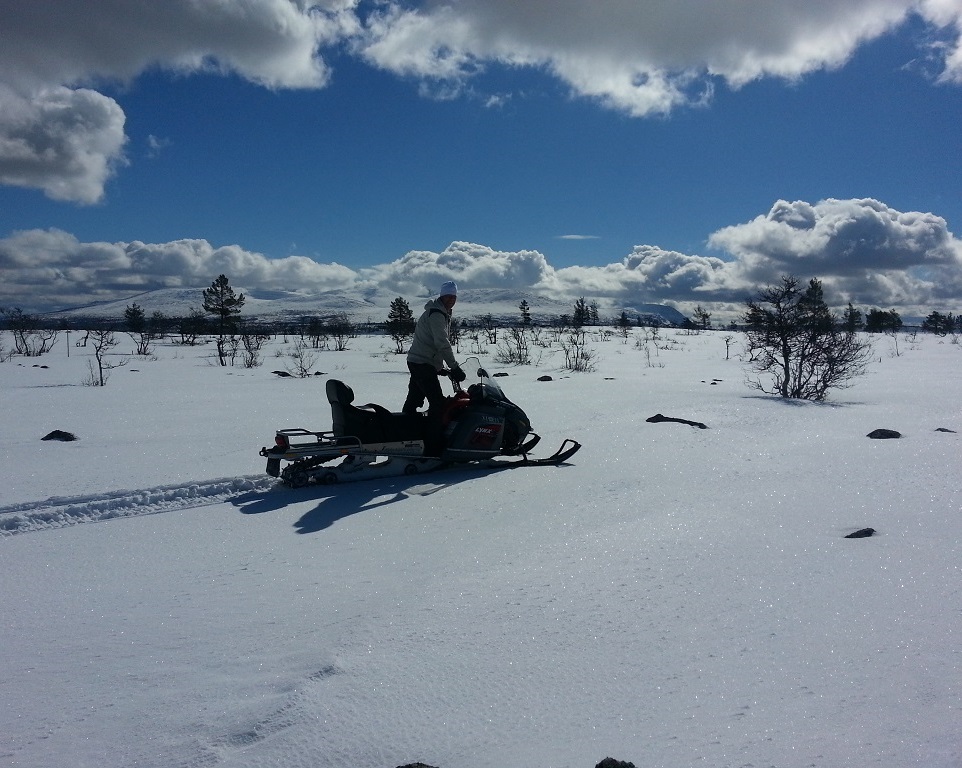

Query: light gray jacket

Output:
[406, 298, 458, 370]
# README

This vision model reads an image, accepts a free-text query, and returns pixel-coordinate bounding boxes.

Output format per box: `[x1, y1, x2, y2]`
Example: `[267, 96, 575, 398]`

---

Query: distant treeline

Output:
[2, 307, 685, 336]
[2, 303, 959, 337]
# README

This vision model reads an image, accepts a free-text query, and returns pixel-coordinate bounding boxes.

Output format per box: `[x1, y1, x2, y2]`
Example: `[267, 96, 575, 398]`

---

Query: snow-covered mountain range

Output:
[42, 286, 690, 326]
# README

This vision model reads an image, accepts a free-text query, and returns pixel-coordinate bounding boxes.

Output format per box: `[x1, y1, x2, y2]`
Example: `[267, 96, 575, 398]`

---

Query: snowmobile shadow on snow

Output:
[231, 465, 514, 534]
[291, 467, 510, 534]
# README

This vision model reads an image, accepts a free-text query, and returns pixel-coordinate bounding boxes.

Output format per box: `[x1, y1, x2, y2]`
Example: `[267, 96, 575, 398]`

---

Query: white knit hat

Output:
[439, 280, 458, 297]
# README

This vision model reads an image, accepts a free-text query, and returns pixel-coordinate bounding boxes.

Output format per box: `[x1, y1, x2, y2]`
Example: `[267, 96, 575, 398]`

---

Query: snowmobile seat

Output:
[326, 379, 424, 444]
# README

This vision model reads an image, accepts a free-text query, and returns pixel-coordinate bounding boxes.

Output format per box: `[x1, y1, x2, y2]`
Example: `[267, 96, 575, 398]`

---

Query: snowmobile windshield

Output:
[472, 364, 512, 405]
[477, 366, 501, 394]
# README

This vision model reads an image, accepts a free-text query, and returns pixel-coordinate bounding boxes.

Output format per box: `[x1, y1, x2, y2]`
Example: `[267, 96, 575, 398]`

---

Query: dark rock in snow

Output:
[271, 370, 292, 377]
[935, 427, 957, 433]
[41, 430, 77, 441]
[867, 429, 901, 439]
[646, 413, 708, 429]
[596, 759, 638, 768]
[845, 528, 876, 538]
[493, 372, 509, 377]
[538, 375, 553, 381]
[395, 764, 441, 768]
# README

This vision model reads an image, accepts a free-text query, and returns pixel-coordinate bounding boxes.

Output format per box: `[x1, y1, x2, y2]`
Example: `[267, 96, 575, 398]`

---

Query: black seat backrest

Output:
[326, 379, 354, 406]
[326, 380, 355, 436]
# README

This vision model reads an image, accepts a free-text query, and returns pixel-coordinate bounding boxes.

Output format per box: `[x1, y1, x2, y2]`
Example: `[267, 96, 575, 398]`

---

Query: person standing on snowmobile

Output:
[402, 280, 466, 456]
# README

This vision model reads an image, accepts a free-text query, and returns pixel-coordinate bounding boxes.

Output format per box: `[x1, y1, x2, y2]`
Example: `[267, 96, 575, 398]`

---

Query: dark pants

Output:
[403, 362, 447, 455]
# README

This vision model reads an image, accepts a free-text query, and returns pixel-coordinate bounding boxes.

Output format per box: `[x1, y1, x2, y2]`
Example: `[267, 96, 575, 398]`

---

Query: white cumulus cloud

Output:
[0, 86, 127, 204]
[4, 198, 958, 317]
[362, 241, 555, 296]
[0, 229, 360, 309]
[2, 1, 962, 202]
[0, 199, 962, 316]
[708, 197, 962, 307]
[0, 0, 358, 203]
[356, 0, 962, 115]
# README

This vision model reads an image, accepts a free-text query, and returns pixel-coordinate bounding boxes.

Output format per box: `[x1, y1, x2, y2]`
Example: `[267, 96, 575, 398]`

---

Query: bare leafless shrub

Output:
[286, 337, 319, 378]
[83, 329, 128, 386]
[744, 276, 872, 401]
[495, 327, 532, 365]
[241, 332, 269, 368]
[561, 330, 597, 372]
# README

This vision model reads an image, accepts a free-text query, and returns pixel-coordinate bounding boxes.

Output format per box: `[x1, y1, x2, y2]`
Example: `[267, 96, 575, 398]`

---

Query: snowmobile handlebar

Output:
[437, 367, 467, 382]
[437, 369, 466, 393]
[439, 357, 482, 392]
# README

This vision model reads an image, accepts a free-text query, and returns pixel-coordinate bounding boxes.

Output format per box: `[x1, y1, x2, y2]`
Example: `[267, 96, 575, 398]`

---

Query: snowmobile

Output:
[259, 364, 581, 487]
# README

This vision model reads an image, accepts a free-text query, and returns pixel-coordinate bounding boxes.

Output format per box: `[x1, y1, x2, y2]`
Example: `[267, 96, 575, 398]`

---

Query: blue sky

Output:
[1, 1, 962, 318]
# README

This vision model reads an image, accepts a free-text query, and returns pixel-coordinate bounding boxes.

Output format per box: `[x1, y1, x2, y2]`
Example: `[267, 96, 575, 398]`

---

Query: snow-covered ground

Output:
[1, 327, 959, 768]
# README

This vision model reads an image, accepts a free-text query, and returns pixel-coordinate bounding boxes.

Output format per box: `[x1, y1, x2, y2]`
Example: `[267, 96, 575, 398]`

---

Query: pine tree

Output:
[203, 275, 245, 333]
[865, 308, 902, 333]
[386, 297, 416, 354]
[203, 274, 245, 365]
[693, 305, 712, 330]
[124, 303, 146, 333]
[796, 278, 833, 333]
[572, 297, 590, 328]
[842, 303, 863, 332]
[519, 299, 532, 327]
[124, 303, 152, 355]
[922, 310, 955, 335]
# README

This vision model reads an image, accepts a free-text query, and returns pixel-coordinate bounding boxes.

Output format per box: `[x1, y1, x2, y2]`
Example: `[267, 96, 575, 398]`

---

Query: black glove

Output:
[450, 367, 467, 383]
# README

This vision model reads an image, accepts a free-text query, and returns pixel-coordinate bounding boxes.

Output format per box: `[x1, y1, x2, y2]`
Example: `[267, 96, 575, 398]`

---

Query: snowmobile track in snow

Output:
[0, 475, 277, 537]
